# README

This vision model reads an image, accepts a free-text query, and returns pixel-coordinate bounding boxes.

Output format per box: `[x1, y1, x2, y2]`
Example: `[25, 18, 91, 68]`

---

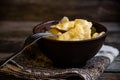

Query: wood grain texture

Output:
[0, 0, 120, 21]
[98, 73, 120, 80]
[0, 0, 120, 79]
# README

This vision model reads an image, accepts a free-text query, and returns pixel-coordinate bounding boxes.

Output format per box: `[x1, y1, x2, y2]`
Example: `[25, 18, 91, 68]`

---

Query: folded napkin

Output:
[0, 45, 119, 80]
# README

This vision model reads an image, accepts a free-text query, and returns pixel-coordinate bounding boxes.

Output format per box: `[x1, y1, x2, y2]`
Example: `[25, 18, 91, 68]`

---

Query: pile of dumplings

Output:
[48, 17, 105, 41]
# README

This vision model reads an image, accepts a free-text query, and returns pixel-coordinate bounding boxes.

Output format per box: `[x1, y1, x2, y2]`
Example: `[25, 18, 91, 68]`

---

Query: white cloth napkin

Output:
[96, 45, 119, 63]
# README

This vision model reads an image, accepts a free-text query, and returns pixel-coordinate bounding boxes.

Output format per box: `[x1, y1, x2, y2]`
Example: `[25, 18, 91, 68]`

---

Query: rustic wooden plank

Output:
[0, 21, 120, 32]
[0, 0, 112, 5]
[0, 53, 13, 60]
[98, 73, 120, 80]
[105, 60, 120, 72]
[0, 0, 119, 21]
[0, 39, 23, 53]
[0, 21, 38, 32]
[101, 22, 120, 32]
[0, 0, 118, 6]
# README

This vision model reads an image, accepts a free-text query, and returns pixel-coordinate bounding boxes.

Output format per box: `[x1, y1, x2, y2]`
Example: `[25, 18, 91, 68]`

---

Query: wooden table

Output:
[0, 21, 120, 80]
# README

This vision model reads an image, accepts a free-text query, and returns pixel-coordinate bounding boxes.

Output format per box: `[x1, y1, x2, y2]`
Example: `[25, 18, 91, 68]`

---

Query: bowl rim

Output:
[33, 20, 108, 43]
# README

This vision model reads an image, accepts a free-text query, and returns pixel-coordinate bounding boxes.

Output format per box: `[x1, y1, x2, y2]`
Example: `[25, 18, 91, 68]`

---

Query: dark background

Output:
[0, 0, 120, 80]
[0, 0, 120, 22]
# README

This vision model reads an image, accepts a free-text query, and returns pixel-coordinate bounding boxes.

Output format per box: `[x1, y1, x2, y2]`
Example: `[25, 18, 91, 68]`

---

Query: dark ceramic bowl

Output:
[33, 20, 107, 68]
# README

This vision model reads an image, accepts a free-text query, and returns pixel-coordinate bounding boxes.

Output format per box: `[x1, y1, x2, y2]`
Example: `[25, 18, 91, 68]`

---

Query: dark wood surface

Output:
[0, 0, 120, 22]
[0, 21, 120, 80]
[0, 0, 120, 79]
